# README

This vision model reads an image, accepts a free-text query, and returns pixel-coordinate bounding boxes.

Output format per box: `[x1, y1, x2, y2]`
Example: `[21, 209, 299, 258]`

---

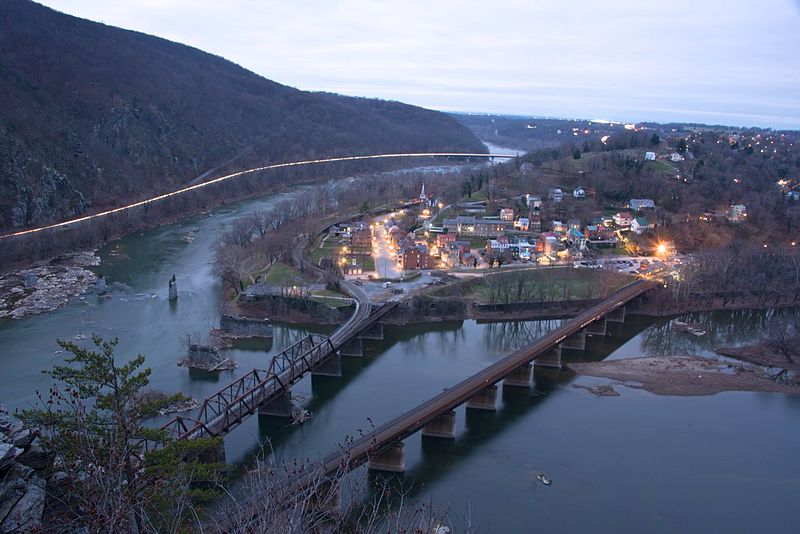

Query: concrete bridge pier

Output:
[535, 348, 562, 369]
[559, 331, 586, 351]
[258, 390, 293, 418]
[339, 338, 363, 357]
[466, 384, 498, 411]
[367, 442, 406, 473]
[606, 305, 626, 323]
[585, 317, 607, 336]
[503, 363, 532, 388]
[421, 410, 456, 439]
[360, 323, 384, 340]
[312, 353, 342, 377]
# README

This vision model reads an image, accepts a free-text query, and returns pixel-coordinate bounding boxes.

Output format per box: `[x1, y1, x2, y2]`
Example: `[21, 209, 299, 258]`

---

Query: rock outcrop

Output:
[0, 402, 53, 533]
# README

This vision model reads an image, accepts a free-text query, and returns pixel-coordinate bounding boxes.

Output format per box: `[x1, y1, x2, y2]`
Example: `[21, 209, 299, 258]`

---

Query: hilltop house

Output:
[727, 204, 747, 223]
[629, 199, 655, 211]
[573, 186, 586, 198]
[645, 151, 656, 161]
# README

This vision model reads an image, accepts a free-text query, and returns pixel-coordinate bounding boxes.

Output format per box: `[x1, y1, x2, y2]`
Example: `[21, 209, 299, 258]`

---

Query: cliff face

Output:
[0, 1, 485, 229]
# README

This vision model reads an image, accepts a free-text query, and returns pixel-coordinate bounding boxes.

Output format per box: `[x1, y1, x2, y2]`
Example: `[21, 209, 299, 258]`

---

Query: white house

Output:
[613, 212, 634, 227]
[645, 152, 656, 161]
[573, 186, 586, 198]
[548, 188, 564, 203]
[670, 152, 685, 162]
[631, 217, 654, 234]
[525, 194, 543, 209]
[629, 198, 655, 211]
[514, 217, 530, 231]
[727, 204, 747, 223]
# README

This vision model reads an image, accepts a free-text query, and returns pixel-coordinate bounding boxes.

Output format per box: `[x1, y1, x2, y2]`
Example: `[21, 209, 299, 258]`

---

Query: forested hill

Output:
[0, 0, 485, 230]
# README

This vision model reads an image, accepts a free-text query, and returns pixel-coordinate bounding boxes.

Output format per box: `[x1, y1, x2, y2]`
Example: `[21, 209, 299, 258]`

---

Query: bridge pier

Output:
[339, 338, 363, 357]
[312, 353, 342, 377]
[367, 442, 405, 473]
[559, 331, 586, 351]
[535, 348, 562, 369]
[503, 363, 532, 388]
[585, 317, 607, 336]
[258, 389, 293, 418]
[466, 384, 498, 411]
[421, 410, 456, 439]
[360, 323, 384, 340]
[606, 305, 626, 323]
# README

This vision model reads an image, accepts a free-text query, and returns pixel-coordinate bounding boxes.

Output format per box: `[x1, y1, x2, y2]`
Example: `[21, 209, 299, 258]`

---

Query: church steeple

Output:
[419, 183, 426, 200]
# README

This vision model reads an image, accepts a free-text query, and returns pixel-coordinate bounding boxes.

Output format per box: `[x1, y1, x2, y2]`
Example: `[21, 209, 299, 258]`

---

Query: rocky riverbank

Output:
[569, 355, 800, 397]
[0, 403, 53, 532]
[0, 251, 99, 320]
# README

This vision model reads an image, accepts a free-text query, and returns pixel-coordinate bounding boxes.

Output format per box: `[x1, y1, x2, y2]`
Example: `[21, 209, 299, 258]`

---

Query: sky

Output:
[38, 0, 800, 129]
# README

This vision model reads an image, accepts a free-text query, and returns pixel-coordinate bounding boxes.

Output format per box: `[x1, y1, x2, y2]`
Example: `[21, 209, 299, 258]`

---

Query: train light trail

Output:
[0, 152, 514, 240]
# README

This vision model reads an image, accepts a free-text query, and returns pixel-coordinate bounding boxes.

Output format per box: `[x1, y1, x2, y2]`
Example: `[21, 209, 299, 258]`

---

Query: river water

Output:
[1, 174, 799, 532]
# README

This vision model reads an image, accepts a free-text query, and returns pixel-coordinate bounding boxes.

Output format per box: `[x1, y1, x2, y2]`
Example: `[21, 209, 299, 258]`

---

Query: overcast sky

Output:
[39, 0, 800, 129]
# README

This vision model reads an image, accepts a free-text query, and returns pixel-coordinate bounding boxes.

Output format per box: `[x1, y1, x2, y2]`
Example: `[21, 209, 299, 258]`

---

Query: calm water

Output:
[1, 187, 798, 533]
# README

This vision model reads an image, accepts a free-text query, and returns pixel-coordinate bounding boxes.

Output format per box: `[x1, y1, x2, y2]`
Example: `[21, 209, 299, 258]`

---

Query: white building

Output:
[548, 188, 564, 203]
[514, 217, 530, 231]
[631, 217, 654, 234]
[645, 151, 656, 161]
[727, 204, 747, 223]
[670, 152, 685, 162]
[629, 198, 655, 211]
[573, 186, 586, 198]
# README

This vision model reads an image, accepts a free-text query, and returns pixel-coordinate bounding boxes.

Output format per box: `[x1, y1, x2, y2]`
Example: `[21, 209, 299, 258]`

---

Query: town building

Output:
[548, 188, 564, 203]
[613, 212, 634, 227]
[500, 208, 514, 222]
[528, 209, 542, 232]
[727, 204, 747, 223]
[401, 245, 433, 270]
[631, 217, 654, 234]
[573, 186, 586, 198]
[629, 199, 655, 211]
[670, 152, 685, 162]
[437, 233, 457, 248]
[514, 217, 530, 231]
[645, 151, 656, 161]
[525, 194, 543, 209]
[442, 216, 512, 237]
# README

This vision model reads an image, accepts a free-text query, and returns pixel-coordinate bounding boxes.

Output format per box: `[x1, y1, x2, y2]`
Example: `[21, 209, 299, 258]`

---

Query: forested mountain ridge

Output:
[0, 0, 485, 229]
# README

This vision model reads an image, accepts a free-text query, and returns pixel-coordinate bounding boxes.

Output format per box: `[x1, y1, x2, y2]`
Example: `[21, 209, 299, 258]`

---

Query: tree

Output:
[21, 336, 222, 532]
[677, 138, 688, 154]
[650, 133, 660, 147]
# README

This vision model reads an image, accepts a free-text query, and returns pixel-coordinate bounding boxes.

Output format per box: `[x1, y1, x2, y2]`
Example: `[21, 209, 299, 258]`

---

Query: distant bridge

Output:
[0, 152, 516, 239]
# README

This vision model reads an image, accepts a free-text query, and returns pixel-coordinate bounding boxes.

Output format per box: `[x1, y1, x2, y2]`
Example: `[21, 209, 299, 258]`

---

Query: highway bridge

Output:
[288, 279, 658, 485]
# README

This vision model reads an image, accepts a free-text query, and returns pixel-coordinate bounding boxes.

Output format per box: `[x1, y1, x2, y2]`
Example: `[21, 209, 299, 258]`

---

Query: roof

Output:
[634, 217, 649, 225]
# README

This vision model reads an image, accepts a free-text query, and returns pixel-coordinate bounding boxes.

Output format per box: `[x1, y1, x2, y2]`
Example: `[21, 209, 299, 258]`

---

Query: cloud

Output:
[37, 0, 800, 128]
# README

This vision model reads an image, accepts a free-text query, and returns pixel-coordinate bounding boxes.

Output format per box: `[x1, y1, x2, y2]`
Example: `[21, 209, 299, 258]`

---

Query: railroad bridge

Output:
[145, 282, 397, 453]
[293, 279, 657, 482]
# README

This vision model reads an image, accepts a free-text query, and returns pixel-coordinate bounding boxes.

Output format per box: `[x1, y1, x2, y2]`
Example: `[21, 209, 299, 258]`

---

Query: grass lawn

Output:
[646, 159, 676, 173]
[310, 236, 341, 266]
[430, 267, 632, 304]
[309, 296, 354, 308]
[263, 262, 315, 286]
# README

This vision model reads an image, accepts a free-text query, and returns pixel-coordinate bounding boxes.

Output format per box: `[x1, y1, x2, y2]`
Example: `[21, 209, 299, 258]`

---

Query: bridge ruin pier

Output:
[503, 363, 532, 388]
[198, 440, 227, 465]
[466, 384, 498, 411]
[606, 306, 626, 323]
[585, 317, 607, 336]
[559, 331, 586, 351]
[359, 323, 384, 340]
[339, 338, 363, 357]
[421, 410, 456, 439]
[312, 353, 342, 377]
[535, 348, 562, 369]
[367, 442, 405, 473]
[258, 389, 293, 418]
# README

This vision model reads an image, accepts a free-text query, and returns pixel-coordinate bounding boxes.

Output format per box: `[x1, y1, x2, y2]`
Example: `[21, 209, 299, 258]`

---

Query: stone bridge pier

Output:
[367, 442, 406, 473]
[466, 384, 498, 411]
[535, 348, 562, 369]
[360, 323, 384, 340]
[312, 353, 342, 377]
[339, 338, 363, 357]
[259, 390, 293, 418]
[421, 410, 456, 439]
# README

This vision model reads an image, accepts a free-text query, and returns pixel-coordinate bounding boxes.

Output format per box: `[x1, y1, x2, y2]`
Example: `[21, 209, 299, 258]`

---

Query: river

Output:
[1, 169, 799, 532]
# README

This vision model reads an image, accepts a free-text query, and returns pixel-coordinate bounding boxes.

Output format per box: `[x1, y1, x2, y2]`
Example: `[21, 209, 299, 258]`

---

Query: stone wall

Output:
[219, 314, 274, 338]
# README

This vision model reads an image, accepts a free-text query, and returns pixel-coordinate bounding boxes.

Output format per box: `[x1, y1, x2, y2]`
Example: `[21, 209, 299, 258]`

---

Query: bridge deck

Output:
[299, 279, 656, 484]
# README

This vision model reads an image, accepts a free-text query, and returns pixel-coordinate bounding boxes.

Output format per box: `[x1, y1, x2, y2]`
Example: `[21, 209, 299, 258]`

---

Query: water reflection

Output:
[482, 319, 563, 352]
